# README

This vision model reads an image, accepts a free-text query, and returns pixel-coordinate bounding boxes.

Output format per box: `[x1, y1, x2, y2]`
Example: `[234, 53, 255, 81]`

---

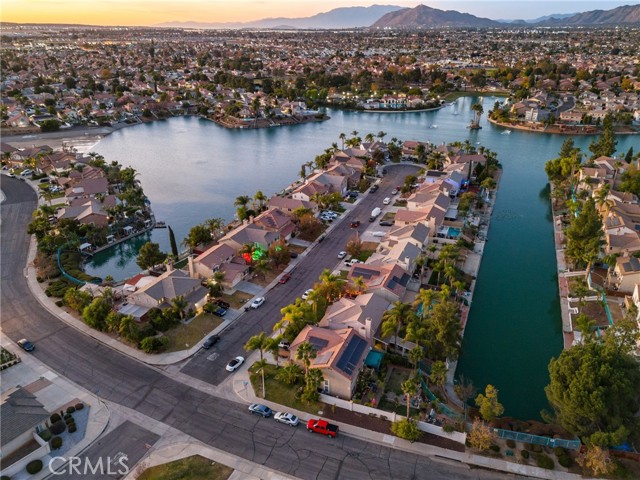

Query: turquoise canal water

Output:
[87, 98, 636, 419]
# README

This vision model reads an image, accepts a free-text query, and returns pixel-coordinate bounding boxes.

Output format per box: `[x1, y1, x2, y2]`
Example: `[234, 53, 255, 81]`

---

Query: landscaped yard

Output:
[219, 291, 253, 309]
[249, 363, 323, 415]
[138, 455, 233, 480]
[163, 313, 224, 352]
[386, 367, 412, 396]
[250, 264, 286, 287]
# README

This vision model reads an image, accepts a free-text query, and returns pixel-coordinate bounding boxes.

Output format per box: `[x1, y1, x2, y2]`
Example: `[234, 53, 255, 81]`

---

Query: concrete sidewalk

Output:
[0, 341, 110, 480]
[227, 351, 589, 480]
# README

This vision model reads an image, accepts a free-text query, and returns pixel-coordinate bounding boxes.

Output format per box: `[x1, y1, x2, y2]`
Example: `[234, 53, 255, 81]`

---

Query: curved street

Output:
[1, 173, 511, 479]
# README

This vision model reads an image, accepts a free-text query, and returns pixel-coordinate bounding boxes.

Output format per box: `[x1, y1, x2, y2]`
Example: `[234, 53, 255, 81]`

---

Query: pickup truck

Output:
[307, 419, 339, 437]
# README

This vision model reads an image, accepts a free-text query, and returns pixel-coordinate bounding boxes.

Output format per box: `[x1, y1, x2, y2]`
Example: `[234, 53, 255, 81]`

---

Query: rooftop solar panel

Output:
[336, 335, 367, 376]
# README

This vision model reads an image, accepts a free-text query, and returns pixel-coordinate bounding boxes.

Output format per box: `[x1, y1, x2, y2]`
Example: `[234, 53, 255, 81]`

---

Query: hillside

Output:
[372, 4, 500, 28]
[540, 4, 640, 25]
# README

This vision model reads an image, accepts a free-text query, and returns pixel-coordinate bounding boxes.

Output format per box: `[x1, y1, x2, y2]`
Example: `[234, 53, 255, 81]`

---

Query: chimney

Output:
[187, 255, 195, 277]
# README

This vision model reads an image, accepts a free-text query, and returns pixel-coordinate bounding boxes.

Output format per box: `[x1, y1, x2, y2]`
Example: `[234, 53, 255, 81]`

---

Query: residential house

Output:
[222, 222, 281, 253]
[64, 177, 109, 201]
[610, 256, 640, 293]
[289, 325, 370, 399]
[56, 196, 116, 227]
[0, 388, 49, 458]
[253, 207, 296, 240]
[268, 196, 317, 214]
[318, 292, 390, 345]
[346, 263, 411, 303]
[189, 243, 236, 279]
[127, 268, 208, 314]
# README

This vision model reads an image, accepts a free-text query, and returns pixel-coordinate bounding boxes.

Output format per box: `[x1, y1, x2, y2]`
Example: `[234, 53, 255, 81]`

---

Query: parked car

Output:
[379, 220, 394, 227]
[202, 335, 220, 349]
[350, 220, 360, 228]
[290, 252, 298, 258]
[274, 411, 299, 427]
[7, 173, 16, 178]
[337, 251, 347, 259]
[301, 289, 313, 300]
[213, 299, 230, 309]
[213, 306, 227, 317]
[391, 188, 399, 195]
[370, 184, 379, 193]
[20, 169, 33, 176]
[248, 404, 273, 418]
[278, 340, 290, 350]
[372, 231, 386, 237]
[344, 259, 361, 266]
[17, 339, 35, 351]
[226, 356, 245, 372]
[39, 178, 50, 184]
[307, 419, 339, 437]
[347, 191, 358, 198]
[383, 197, 391, 205]
[279, 273, 292, 284]
[250, 297, 265, 309]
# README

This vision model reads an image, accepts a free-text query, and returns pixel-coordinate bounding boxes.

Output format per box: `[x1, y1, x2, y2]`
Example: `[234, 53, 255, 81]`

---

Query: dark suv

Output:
[202, 335, 220, 349]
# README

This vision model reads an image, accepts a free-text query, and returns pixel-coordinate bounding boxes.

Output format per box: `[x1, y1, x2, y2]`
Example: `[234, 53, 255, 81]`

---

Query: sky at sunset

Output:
[2, 0, 638, 26]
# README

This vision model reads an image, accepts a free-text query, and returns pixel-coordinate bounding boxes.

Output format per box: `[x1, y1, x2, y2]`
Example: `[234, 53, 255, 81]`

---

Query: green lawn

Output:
[249, 363, 323, 415]
[163, 313, 224, 352]
[138, 455, 233, 480]
[386, 368, 411, 395]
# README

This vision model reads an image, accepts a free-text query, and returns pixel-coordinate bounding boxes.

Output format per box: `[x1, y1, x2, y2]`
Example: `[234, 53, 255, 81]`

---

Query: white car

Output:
[274, 411, 300, 427]
[345, 259, 362, 266]
[20, 169, 33, 176]
[372, 231, 386, 237]
[250, 297, 265, 309]
[301, 289, 313, 300]
[391, 188, 399, 195]
[337, 251, 347, 259]
[225, 356, 245, 372]
[383, 197, 391, 205]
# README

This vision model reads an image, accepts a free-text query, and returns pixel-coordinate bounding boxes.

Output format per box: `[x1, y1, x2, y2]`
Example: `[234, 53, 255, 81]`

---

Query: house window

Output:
[323, 380, 329, 393]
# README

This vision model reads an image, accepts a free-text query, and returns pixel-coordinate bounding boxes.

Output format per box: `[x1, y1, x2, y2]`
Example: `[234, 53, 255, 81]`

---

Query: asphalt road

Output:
[180, 165, 421, 386]
[0, 173, 516, 479]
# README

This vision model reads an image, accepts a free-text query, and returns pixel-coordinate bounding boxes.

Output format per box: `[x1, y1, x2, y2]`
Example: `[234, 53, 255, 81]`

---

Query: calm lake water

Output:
[87, 97, 636, 419]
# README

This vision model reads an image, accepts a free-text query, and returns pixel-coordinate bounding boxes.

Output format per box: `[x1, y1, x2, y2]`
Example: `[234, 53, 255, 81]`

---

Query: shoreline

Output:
[357, 104, 448, 114]
[488, 116, 639, 135]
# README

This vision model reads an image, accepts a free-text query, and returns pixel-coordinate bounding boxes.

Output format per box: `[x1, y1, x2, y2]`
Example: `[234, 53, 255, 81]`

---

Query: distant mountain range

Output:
[154, 3, 640, 30]
[155, 5, 403, 30]
[372, 4, 499, 28]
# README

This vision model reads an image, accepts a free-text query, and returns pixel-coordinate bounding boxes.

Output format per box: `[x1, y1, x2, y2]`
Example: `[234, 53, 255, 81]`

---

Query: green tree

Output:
[172, 295, 189, 320]
[82, 297, 111, 331]
[296, 341, 316, 376]
[314, 269, 345, 303]
[63, 288, 92, 312]
[424, 298, 462, 360]
[619, 164, 640, 195]
[430, 360, 448, 391]
[475, 384, 504, 422]
[565, 197, 604, 272]
[183, 224, 211, 249]
[244, 331, 269, 361]
[276, 361, 302, 385]
[588, 113, 617, 160]
[408, 345, 423, 372]
[468, 419, 495, 450]
[303, 368, 324, 403]
[391, 419, 422, 442]
[401, 378, 419, 419]
[381, 301, 413, 351]
[136, 242, 166, 270]
[544, 337, 640, 446]
[167, 225, 179, 257]
[118, 315, 140, 343]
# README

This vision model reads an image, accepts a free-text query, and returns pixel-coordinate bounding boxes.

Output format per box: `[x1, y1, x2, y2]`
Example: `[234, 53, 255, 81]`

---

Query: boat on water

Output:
[501, 130, 512, 135]
[154, 221, 167, 228]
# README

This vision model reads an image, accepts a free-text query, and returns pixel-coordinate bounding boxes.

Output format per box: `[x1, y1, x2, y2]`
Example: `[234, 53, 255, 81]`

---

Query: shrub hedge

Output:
[535, 453, 554, 469]
[26, 460, 43, 474]
[50, 420, 66, 435]
[51, 436, 63, 450]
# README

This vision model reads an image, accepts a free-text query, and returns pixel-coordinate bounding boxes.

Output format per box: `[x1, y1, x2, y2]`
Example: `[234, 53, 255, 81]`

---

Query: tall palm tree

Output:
[276, 361, 302, 385]
[254, 190, 266, 211]
[205, 218, 224, 240]
[381, 301, 413, 351]
[365, 133, 374, 144]
[244, 331, 269, 361]
[430, 360, 448, 391]
[305, 367, 324, 399]
[377, 131, 387, 142]
[315, 269, 345, 303]
[234, 195, 250, 208]
[254, 358, 268, 398]
[402, 378, 419, 419]
[172, 295, 188, 320]
[413, 288, 436, 318]
[351, 276, 367, 295]
[265, 336, 281, 368]
[338, 132, 346, 150]
[295, 341, 316, 375]
[470, 103, 484, 128]
[408, 345, 423, 372]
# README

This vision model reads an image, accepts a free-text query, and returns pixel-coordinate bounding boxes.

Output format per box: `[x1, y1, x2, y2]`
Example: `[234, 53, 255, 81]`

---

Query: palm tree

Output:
[305, 368, 324, 400]
[276, 361, 302, 384]
[365, 133, 374, 144]
[430, 360, 448, 393]
[254, 190, 267, 211]
[234, 195, 250, 208]
[315, 269, 345, 303]
[254, 358, 268, 398]
[413, 288, 436, 318]
[408, 345, 423, 372]
[305, 289, 324, 321]
[338, 132, 346, 150]
[381, 301, 413, 351]
[296, 341, 316, 375]
[351, 276, 367, 295]
[401, 377, 419, 419]
[172, 295, 188, 320]
[244, 331, 269, 361]
[470, 103, 484, 128]
[265, 336, 281, 368]
[205, 218, 224, 240]
[377, 131, 387, 142]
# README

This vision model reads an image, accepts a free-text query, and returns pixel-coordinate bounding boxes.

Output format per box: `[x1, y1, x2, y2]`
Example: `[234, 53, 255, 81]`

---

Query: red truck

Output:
[306, 419, 339, 438]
